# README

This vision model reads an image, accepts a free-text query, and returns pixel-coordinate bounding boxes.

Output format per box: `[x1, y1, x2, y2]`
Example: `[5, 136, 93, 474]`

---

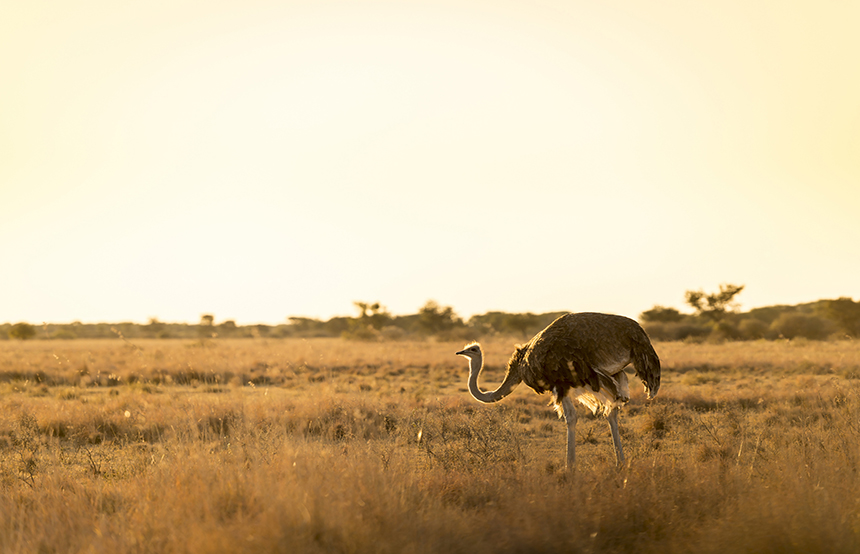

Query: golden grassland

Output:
[2, 337, 860, 553]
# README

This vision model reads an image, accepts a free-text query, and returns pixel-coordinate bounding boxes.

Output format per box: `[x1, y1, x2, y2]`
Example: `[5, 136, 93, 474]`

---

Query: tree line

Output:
[0, 300, 565, 342]
[640, 284, 860, 341]
[4, 288, 860, 342]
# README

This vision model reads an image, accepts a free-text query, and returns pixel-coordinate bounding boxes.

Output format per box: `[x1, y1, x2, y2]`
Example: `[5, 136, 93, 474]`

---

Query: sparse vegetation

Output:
[2, 337, 860, 553]
[5, 293, 860, 344]
[643, 288, 860, 342]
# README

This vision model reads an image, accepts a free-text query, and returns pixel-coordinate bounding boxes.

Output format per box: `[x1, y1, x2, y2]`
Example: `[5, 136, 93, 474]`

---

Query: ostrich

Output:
[456, 312, 660, 469]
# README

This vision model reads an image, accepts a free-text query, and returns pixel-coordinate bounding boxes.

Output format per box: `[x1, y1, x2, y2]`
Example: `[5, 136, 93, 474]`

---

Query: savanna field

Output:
[2, 337, 860, 553]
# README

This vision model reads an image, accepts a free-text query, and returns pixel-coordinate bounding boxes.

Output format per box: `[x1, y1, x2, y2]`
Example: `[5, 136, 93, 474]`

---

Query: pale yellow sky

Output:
[2, 0, 859, 324]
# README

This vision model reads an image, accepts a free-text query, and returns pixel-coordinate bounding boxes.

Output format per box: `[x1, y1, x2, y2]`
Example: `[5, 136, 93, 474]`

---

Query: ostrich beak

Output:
[455, 349, 467, 356]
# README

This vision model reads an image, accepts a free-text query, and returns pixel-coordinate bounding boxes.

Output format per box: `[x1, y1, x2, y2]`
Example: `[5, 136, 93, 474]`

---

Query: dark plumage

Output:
[515, 312, 660, 401]
[457, 312, 661, 468]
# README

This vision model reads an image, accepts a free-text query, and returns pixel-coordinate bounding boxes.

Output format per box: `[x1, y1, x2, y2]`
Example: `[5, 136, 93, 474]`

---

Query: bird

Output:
[455, 312, 661, 469]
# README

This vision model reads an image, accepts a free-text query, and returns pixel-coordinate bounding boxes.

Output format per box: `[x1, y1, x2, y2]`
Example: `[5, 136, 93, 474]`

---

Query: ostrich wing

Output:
[520, 329, 602, 393]
[519, 313, 647, 395]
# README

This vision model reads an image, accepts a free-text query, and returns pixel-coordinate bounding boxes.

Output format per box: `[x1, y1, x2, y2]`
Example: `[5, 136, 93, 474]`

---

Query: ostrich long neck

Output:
[468, 353, 521, 403]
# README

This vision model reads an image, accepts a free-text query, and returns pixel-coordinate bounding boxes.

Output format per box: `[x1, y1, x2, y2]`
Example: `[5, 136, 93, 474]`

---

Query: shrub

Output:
[825, 297, 860, 337]
[770, 313, 836, 340]
[640, 306, 684, 322]
[380, 326, 408, 341]
[8, 322, 37, 340]
[342, 326, 382, 342]
[710, 321, 742, 341]
[643, 321, 710, 341]
[738, 318, 769, 340]
[417, 300, 464, 335]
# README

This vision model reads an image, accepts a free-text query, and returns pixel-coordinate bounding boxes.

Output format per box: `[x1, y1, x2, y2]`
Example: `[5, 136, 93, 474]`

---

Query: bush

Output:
[342, 326, 382, 342]
[737, 318, 769, 340]
[468, 311, 567, 338]
[417, 301, 464, 335]
[640, 306, 684, 323]
[710, 321, 742, 341]
[642, 321, 711, 341]
[8, 322, 37, 340]
[825, 297, 860, 337]
[770, 313, 836, 340]
[380, 326, 408, 341]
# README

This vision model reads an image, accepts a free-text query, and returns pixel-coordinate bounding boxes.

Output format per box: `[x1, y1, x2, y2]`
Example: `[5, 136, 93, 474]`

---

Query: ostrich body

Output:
[456, 312, 661, 469]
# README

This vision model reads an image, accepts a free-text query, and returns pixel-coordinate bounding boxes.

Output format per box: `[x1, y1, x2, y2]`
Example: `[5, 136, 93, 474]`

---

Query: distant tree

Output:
[199, 314, 215, 337]
[353, 302, 374, 318]
[287, 316, 347, 337]
[52, 329, 78, 340]
[466, 311, 565, 338]
[498, 313, 558, 338]
[505, 313, 536, 337]
[824, 297, 860, 337]
[250, 324, 271, 338]
[353, 301, 392, 330]
[146, 318, 165, 337]
[639, 306, 684, 323]
[287, 317, 320, 334]
[9, 322, 36, 340]
[342, 302, 393, 341]
[322, 317, 352, 336]
[465, 311, 507, 335]
[219, 320, 238, 337]
[417, 300, 463, 335]
[685, 284, 745, 322]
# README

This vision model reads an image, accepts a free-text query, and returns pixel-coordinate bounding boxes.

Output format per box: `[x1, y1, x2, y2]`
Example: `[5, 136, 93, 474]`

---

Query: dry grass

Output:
[2, 337, 860, 553]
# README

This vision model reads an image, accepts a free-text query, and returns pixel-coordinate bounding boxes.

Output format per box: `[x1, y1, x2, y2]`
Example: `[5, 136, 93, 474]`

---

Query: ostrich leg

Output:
[561, 396, 577, 470]
[608, 407, 625, 466]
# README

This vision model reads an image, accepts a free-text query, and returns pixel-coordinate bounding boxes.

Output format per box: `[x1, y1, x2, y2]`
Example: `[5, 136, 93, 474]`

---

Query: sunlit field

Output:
[2, 337, 860, 553]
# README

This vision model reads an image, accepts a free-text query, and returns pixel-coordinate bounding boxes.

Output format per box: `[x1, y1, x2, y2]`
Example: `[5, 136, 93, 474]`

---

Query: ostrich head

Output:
[455, 342, 482, 361]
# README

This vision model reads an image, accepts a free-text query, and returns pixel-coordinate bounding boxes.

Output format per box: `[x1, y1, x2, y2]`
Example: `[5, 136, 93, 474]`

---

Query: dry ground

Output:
[2, 337, 860, 553]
